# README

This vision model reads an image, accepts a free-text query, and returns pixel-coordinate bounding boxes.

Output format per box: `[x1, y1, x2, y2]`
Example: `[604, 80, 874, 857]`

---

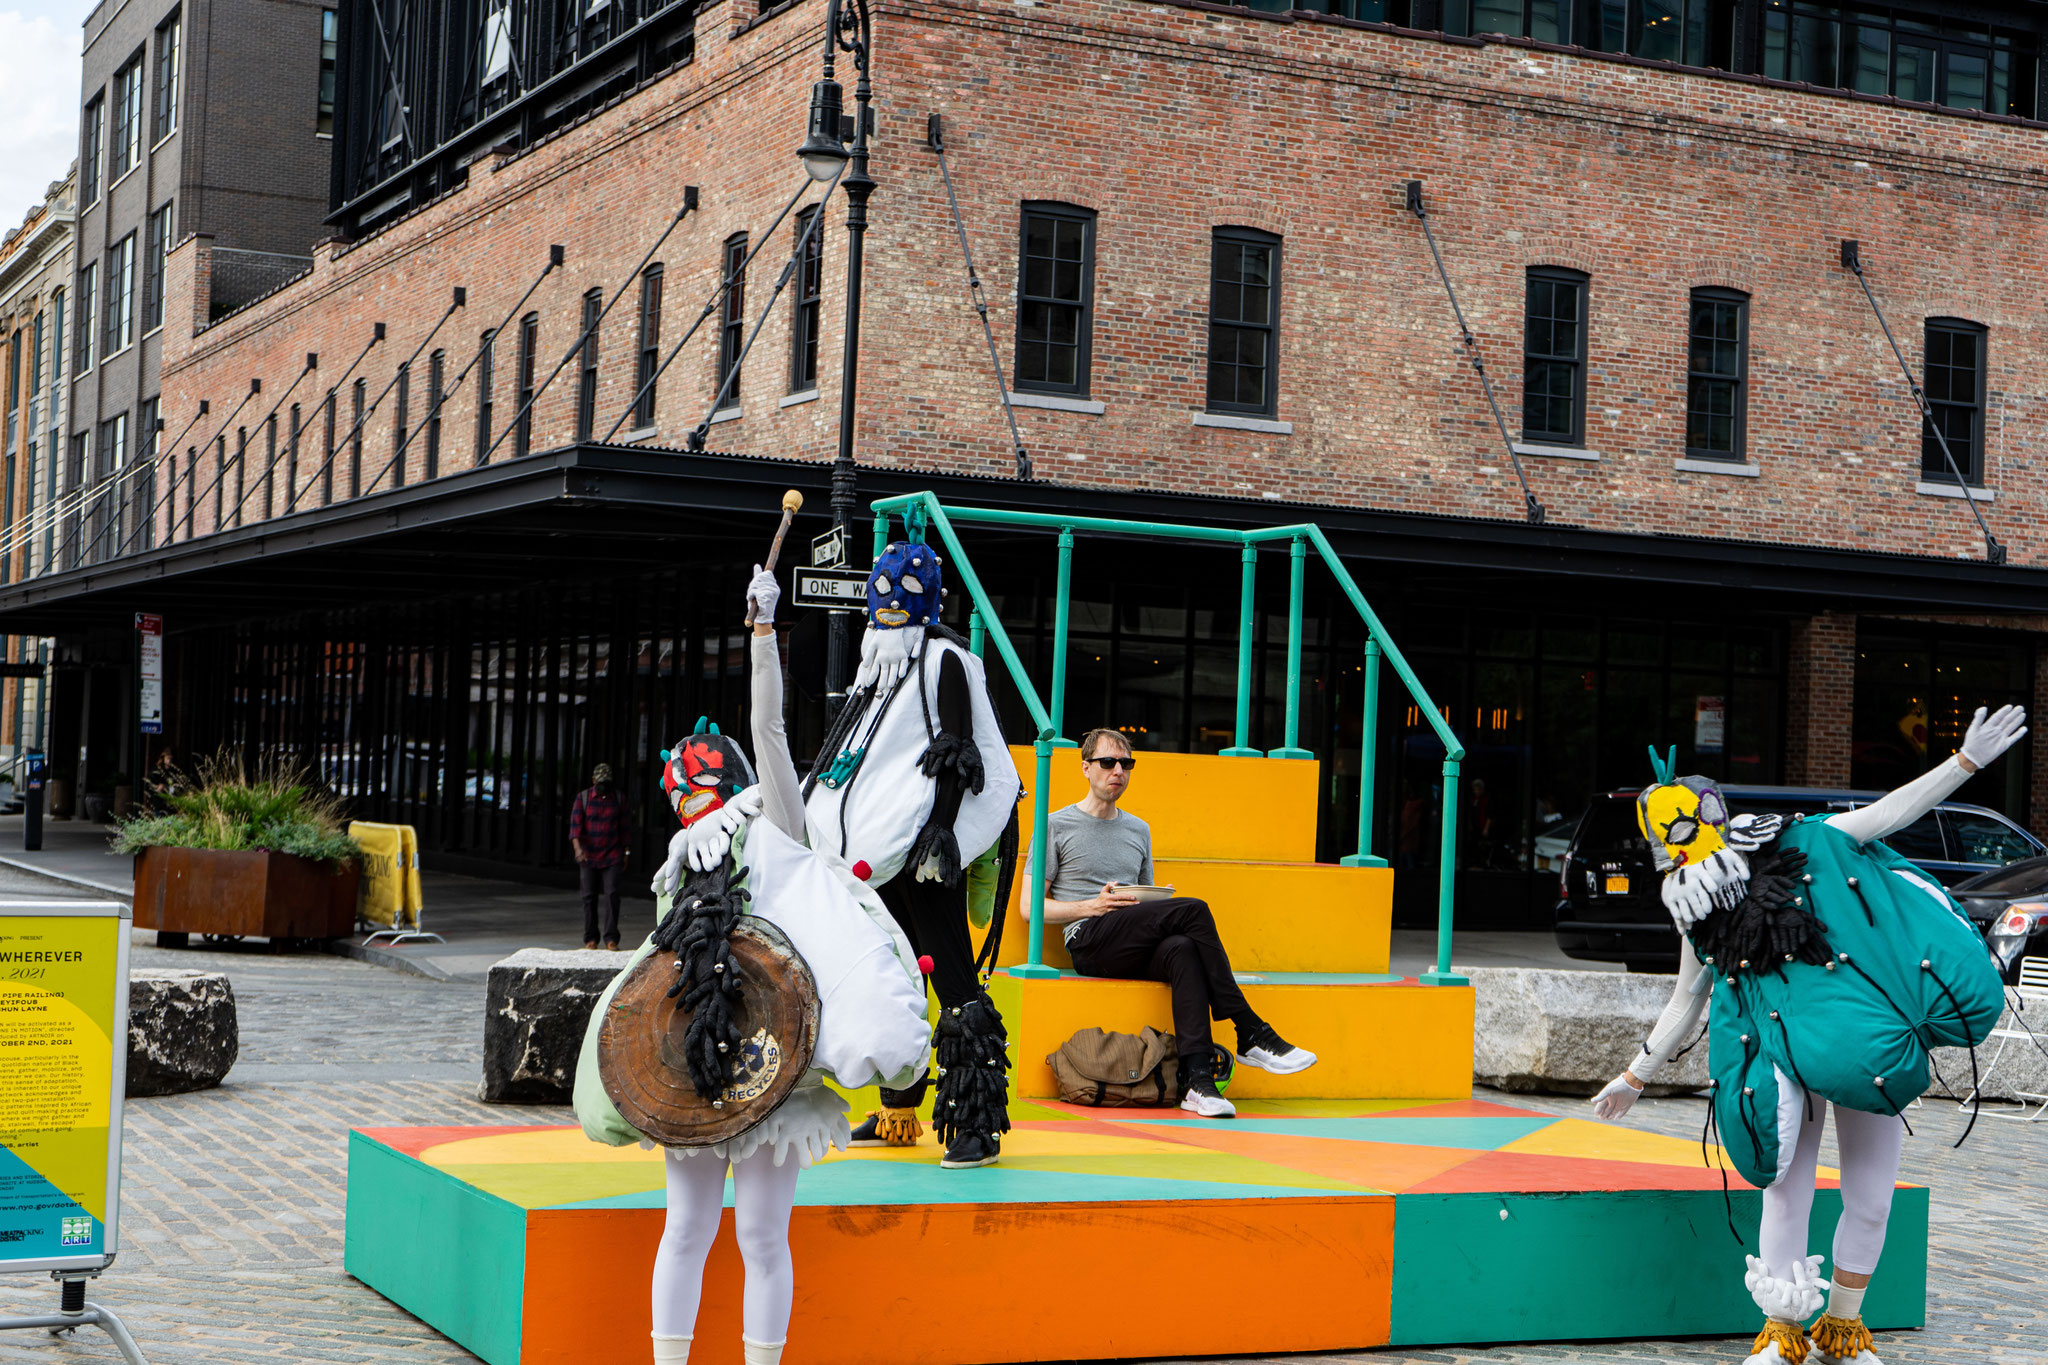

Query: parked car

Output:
[1553, 785, 2047, 972]
[1950, 856, 2048, 983]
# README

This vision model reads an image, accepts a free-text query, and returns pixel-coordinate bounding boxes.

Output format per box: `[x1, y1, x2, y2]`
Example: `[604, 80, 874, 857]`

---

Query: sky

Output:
[0, 0, 86, 235]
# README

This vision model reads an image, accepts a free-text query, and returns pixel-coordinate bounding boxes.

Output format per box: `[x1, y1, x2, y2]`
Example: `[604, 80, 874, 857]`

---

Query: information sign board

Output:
[793, 567, 868, 612]
[136, 615, 163, 736]
[0, 901, 130, 1275]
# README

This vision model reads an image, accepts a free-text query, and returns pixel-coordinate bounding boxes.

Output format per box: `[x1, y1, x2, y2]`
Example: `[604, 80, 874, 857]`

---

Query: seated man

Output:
[1037, 727, 1317, 1118]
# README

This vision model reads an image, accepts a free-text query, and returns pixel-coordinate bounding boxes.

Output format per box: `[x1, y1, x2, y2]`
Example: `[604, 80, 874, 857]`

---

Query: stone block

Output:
[128, 970, 240, 1097]
[480, 948, 627, 1104]
[1467, 965, 1709, 1097]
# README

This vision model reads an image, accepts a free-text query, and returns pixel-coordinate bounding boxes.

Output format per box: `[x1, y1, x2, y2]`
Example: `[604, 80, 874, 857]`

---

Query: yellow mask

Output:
[1636, 778, 1731, 872]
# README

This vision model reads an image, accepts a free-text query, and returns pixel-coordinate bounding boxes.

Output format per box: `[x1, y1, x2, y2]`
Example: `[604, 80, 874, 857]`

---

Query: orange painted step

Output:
[1008, 745, 1319, 863]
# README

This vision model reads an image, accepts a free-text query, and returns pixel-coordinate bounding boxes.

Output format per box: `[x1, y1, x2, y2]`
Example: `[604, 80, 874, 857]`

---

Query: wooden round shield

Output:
[597, 920, 820, 1148]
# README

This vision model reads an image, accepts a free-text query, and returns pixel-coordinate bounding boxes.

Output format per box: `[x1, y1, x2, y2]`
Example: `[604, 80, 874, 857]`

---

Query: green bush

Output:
[113, 753, 363, 869]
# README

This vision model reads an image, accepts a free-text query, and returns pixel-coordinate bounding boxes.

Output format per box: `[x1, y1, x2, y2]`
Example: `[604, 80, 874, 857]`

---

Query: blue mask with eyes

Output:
[866, 541, 944, 630]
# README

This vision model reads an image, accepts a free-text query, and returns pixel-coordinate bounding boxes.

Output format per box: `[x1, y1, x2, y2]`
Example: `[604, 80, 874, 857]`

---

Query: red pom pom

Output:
[917, 955, 935, 975]
[851, 859, 872, 881]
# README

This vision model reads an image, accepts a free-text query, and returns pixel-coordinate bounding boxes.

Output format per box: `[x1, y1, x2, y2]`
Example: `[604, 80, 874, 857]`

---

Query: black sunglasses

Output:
[1086, 755, 1137, 771]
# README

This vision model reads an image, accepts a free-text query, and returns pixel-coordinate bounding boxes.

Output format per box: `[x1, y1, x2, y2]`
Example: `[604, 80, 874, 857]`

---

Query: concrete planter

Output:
[479, 948, 628, 1104]
[133, 845, 360, 945]
[1468, 965, 1710, 1097]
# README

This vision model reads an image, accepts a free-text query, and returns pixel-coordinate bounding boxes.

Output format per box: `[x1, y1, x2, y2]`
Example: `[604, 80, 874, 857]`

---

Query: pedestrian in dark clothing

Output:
[571, 763, 629, 948]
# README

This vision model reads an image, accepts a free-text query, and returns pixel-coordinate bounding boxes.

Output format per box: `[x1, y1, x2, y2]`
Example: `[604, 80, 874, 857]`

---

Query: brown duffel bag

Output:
[1047, 1026, 1186, 1107]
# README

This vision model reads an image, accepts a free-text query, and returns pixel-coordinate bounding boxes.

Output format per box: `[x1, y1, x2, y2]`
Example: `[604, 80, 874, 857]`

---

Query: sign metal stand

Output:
[0, 898, 150, 1363]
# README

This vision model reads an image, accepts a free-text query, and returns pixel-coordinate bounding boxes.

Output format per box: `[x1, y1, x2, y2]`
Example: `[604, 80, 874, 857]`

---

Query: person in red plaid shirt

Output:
[571, 763, 630, 948]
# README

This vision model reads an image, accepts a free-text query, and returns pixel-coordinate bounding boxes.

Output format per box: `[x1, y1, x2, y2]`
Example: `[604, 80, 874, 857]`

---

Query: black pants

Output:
[580, 862, 621, 944]
[875, 873, 981, 1108]
[1067, 898, 1253, 1064]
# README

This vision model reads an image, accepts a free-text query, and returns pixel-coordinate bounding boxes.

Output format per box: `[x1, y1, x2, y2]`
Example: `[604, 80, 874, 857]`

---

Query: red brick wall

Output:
[160, 0, 2048, 560]
[1784, 612, 1855, 788]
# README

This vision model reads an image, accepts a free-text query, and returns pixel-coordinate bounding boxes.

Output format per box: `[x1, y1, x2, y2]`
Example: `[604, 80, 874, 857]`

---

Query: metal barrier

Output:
[867, 492, 1469, 987]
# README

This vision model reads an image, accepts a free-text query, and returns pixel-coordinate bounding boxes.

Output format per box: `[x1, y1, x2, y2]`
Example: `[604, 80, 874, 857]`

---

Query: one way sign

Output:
[793, 568, 868, 611]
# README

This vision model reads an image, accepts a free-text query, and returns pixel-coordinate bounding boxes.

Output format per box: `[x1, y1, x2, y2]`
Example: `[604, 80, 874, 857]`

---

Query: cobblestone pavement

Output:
[1, 862, 2043, 1363]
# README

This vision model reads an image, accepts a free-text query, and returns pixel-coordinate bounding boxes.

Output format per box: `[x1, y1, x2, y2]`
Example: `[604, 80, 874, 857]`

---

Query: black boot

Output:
[933, 992, 1010, 1169]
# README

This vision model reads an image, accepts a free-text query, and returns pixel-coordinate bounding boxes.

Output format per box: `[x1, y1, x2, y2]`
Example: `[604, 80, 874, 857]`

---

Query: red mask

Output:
[661, 730, 757, 828]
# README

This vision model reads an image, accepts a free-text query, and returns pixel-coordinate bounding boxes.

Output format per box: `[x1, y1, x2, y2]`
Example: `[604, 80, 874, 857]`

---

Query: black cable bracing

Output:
[1924, 962, 1990, 1147]
[291, 324, 394, 505]
[601, 176, 818, 443]
[1840, 240, 2005, 564]
[685, 171, 842, 451]
[1402, 181, 1545, 526]
[1701, 1089, 1745, 1247]
[477, 195, 698, 466]
[104, 399, 222, 559]
[220, 353, 327, 526]
[14, 399, 194, 566]
[164, 380, 264, 544]
[189, 333, 372, 538]
[344, 290, 474, 496]
[926, 114, 1030, 482]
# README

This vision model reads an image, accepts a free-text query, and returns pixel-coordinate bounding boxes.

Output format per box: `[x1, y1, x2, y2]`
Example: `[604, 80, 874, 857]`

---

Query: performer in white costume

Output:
[1592, 706, 2022, 1364]
[574, 566, 931, 1365]
[805, 535, 1023, 1169]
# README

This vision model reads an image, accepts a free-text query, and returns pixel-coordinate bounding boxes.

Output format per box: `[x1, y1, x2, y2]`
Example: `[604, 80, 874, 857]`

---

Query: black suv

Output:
[1553, 785, 2045, 972]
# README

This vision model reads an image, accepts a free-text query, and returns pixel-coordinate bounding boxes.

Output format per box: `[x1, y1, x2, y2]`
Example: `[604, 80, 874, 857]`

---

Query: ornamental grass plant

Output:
[113, 752, 363, 868]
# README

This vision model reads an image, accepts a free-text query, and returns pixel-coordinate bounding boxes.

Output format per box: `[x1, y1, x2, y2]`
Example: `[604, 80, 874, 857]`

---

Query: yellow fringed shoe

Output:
[849, 1107, 923, 1148]
[1744, 1318, 1810, 1364]
[1808, 1314, 1881, 1364]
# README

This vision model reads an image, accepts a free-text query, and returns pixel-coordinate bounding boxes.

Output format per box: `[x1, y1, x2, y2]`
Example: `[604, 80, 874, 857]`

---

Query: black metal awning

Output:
[2, 442, 2045, 634]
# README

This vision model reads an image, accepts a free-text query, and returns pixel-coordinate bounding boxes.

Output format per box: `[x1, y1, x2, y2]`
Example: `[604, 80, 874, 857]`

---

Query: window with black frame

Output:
[789, 210, 823, 394]
[80, 95, 103, 206]
[475, 329, 495, 464]
[575, 288, 601, 441]
[1206, 227, 1281, 418]
[1521, 267, 1587, 446]
[155, 13, 180, 139]
[425, 349, 444, 477]
[717, 234, 746, 410]
[1686, 288, 1747, 461]
[515, 313, 539, 457]
[1013, 202, 1095, 397]
[1922, 317, 1986, 485]
[318, 10, 337, 134]
[1441, 0, 1566, 42]
[1763, 1, 2037, 117]
[634, 264, 663, 428]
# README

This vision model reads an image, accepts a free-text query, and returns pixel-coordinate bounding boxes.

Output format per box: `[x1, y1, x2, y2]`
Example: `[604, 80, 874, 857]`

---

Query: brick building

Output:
[4, 0, 2048, 925]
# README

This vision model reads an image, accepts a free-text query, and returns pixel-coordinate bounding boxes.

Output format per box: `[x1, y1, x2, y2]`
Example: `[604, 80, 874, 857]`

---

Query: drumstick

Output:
[746, 489, 804, 625]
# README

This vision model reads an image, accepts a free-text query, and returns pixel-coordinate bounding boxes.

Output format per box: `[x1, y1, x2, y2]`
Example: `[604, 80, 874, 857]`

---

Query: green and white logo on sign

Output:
[60, 1217, 92, 1246]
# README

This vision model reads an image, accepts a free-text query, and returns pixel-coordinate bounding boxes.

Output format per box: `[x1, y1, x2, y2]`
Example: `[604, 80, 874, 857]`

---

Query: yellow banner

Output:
[0, 913, 120, 1266]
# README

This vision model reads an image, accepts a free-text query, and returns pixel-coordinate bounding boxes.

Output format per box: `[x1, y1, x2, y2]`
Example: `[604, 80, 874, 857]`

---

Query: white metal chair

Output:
[1960, 956, 2048, 1120]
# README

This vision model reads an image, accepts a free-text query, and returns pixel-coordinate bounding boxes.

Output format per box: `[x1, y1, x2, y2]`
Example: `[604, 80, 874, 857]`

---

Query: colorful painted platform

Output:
[344, 1099, 1927, 1365]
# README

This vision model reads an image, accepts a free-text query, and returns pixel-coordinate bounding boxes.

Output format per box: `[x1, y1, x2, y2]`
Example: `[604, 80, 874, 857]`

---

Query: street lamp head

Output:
[798, 78, 848, 181]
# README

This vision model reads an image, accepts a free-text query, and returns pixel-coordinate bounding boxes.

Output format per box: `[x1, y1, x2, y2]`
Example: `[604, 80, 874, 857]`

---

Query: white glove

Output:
[1961, 704, 2027, 771]
[652, 828, 691, 899]
[854, 625, 917, 692]
[1745, 1253, 1827, 1322]
[747, 564, 780, 626]
[1725, 812, 1783, 852]
[1590, 1073, 1642, 1122]
[683, 785, 762, 872]
[1660, 864, 1716, 929]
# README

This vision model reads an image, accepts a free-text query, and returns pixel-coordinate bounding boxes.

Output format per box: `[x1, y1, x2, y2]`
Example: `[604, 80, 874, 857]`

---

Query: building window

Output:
[1521, 267, 1587, 446]
[349, 378, 365, 497]
[318, 10, 338, 135]
[112, 56, 144, 181]
[717, 234, 746, 409]
[789, 210, 824, 394]
[138, 397, 160, 550]
[288, 403, 302, 509]
[104, 235, 135, 358]
[81, 96, 103, 206]
[321, 391, 337, 503]
[634, 264, 663, 429]
[143, 203, 172, 334]
[515, 313, 538, 458]
[1578, 0, 1727, 67]
[261, 414, 277, 518]
[482, 5, 513, 85]
[425, 349, 444, 478]
[75, 263, 96, 372]
[1206, 227, 1281, 418]
[575, 288, 601, 441]
[1686, 288, 1747, 461]
[1014, 202, 1094, 398]
[1442, 0, 1566, 43]
[96, 414, 127, 557]
[475, 329, 495, 463]
[1922, 318, 1986, 486]
[156, 14, 180, 138]
[1762, 2, 2036, 118]
[392, 360, 410, 484]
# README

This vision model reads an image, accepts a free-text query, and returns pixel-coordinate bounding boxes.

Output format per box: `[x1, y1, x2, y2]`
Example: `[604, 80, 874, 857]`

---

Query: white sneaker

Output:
[1180, 1079, 1235, 1118]
[1235, 1022, 1317, 1076]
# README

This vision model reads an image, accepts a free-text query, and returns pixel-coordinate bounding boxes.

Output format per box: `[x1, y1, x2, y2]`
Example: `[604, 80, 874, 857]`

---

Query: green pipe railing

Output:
[867, 493, 1470, 987]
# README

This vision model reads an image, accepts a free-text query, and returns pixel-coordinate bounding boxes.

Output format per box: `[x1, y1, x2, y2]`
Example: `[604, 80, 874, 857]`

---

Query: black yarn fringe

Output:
[1691, 846, 1832, 976]
[933, 993, 1011, 1145]
[919, 731, 986, 795]
[651, 859, 754, 1101]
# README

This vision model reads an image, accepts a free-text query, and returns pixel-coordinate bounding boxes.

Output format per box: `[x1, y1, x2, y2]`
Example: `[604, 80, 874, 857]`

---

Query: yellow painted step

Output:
[989, 973, 1475, 1102]
[981, 861, 1392, 975]
[1009, 746, 1320, 863]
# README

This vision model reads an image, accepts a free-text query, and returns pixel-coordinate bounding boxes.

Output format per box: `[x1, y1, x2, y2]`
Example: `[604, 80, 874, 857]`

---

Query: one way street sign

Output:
[793, 568, 868, 611]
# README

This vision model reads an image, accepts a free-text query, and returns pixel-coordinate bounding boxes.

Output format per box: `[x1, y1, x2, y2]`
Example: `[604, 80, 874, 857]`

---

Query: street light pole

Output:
[804, 0, 874, 717]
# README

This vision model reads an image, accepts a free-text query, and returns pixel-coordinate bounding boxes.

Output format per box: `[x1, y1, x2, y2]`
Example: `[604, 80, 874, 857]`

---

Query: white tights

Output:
[651, 1147, 802, 1345]
[1760, 1093, 1905, 1281]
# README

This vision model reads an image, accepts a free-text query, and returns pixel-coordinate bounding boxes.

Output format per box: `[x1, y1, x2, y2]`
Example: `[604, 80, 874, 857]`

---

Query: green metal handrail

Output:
[868, 492, 1469, 987]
